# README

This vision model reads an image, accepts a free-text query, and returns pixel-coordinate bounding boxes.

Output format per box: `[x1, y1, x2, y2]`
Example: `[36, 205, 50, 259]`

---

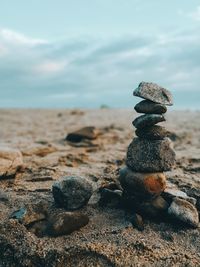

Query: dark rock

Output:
[119, 167, 166, 198]
[168, 197, 199, 228]
[47, 212, 89, 237]
[130, 213, 144, 231]
[28, 220, 48, 237]
[132, 114, 165, 129]
[52, 176, 93, 210]
[66, 126, 99, 142]
[126, 137, 176, 172]
[135, 125, 170, 140]
[0, 147, 23, 178]
[140, 196, 169, 217]
[99, 188, 122, 208]
[134, 100, 167, 114]
[10, 200, 48, 226]
[133, 82, 173, 106]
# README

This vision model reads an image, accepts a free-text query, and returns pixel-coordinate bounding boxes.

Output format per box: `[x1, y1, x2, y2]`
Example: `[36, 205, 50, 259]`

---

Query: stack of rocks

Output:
[119, 82, 176, 218]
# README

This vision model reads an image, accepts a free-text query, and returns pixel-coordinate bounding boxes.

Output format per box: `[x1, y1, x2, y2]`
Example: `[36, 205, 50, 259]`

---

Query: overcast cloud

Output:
[0, 2, 200, 108]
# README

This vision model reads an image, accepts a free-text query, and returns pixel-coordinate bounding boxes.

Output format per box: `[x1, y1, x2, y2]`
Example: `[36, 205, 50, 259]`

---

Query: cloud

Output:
[0, 27, 200, 108]
[33, 60, 68, 75]
[0, 28, 47, 46]
[188, 5, 200, 21]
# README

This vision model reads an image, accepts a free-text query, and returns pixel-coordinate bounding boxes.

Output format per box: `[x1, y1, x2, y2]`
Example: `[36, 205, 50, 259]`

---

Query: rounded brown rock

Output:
[134, 100, 167, 114]
[126, 137, 176, 172]
[135, 125, 170, 140]
[119, 167, 166, 198]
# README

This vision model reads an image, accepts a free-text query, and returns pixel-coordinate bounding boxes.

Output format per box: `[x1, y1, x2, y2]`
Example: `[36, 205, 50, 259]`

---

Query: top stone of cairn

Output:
[133, 82, 173, 106]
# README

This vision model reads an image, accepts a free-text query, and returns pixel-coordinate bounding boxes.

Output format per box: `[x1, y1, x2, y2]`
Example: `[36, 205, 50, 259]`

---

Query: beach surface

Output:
[0, 109, 200, 266]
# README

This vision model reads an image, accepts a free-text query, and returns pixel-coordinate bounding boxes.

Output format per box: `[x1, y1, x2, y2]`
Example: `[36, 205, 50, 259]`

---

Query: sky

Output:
[0, 0, 200, 109]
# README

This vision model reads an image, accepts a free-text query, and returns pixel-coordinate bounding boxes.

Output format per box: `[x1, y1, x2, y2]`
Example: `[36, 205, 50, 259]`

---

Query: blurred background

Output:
[0, 0, 200, 109]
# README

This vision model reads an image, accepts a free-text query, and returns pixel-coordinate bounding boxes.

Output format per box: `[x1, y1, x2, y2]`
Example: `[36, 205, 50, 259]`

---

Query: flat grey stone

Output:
[126, 137, 176, 172]
[168, 197, 199, 228]
[135, 125, 169, 140]
[52, 176, 93, 210]
[134, 100, 167, 114]
[133, 82, 173, 106]
[132, 114, 165, 129]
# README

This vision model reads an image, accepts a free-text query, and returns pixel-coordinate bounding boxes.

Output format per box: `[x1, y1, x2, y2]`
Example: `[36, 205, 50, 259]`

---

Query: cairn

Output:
[119, 82, 176, 219]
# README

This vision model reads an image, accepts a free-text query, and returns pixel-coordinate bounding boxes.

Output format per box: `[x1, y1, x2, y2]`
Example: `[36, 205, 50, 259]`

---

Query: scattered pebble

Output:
[66, 126, 100, 142]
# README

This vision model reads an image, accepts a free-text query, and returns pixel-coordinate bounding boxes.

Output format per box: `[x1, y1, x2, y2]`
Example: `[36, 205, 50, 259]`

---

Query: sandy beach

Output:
[0, 108, 200, 266]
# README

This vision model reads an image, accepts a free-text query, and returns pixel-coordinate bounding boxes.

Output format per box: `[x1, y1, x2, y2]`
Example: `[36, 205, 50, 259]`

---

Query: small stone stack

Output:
[120, 82, 176, 217]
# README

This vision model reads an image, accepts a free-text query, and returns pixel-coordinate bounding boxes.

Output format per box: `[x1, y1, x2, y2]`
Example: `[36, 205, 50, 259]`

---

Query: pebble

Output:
[119, 167, 166, 198]
[10, 200, 48, 226]
[133, 82, 173, 106]
[140, 196, 169, 217]
[135, 125, 169, 140]
[98, 188, 122, 208]
[0, 147, 23, 178]
[162, 182, 197, 206]
[66, 126, 99, 142]
[126, 137, 176, 172]
[132, 114, 165, 129]
[130, 213, 144, 231]
[134, 100, 167, 114]
[47, 212, 89, 237]
[52, 176, 93, 210]
[168, 197, 199, 228]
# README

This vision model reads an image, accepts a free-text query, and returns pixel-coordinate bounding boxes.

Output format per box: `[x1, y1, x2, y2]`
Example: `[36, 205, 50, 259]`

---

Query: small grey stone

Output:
[162, 182, 197, 206]
[126, 137, 176, 172]
[47, 212, 89, 237]
[134, 100, 167, 114]
[133, 82, 173, 106]
[99, 188, 122, 208]
[132, 114, 165, 129]
[10, 200, 48, 226]
[168, 197, 199, 228]
[52, 176, 93, 210]
[135, 125, 170, 140]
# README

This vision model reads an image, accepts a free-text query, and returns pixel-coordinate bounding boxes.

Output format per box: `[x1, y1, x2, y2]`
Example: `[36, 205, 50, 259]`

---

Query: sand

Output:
[0, 108, 200, 267]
